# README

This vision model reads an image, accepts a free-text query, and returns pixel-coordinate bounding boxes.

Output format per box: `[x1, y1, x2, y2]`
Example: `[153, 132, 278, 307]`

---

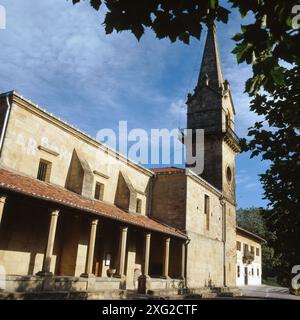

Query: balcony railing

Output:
[243, 251, 255, 265]
[225, 126, 240, 146]
[178, 127, 241, 150]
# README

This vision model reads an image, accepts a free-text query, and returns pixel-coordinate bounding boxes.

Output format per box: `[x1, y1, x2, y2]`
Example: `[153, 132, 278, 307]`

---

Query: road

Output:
[239, 285, 300, 300]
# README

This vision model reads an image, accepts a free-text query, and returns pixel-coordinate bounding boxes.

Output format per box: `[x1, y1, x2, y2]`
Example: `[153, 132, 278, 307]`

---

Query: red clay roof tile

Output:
[149, 167, 185, 174]
[0, 168, 186, 239]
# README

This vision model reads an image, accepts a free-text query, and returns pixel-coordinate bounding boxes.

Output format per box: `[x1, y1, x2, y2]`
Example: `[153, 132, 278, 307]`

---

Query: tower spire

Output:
[197, 23, 224, 91]
[186, 22, 240, 199]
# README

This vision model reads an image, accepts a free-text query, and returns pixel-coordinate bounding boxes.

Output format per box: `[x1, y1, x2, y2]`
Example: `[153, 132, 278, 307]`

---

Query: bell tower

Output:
[186, 23, 241, 203]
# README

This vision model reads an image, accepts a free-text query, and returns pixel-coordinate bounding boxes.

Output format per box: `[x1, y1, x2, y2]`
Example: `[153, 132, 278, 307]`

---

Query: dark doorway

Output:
[244, 267, 248, 285]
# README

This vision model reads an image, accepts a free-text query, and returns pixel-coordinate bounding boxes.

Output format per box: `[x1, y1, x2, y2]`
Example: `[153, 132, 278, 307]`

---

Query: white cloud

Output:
[245, 182, 259, 189]
[168, 99, 186, 128]
[0, 3, 269, 208]
[0, 0, 174, 126]
[236, 174, 251, 185]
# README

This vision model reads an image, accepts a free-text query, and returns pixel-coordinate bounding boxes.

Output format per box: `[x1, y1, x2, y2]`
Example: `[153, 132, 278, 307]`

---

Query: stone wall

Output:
[186, 176, 223, 239]
[125, 230, 143, 290]
[187, 87, 223, 134]
[0, 197, 58, 275]
[151, 174, 186, 230]
[186, 231, 224, 288]
[169, 239, 182, 279]
[185, 175, 225, 287]
[224, 202, 237, 287]
[222, 142, 236, 204]
[57, 215, 90, 278]
[0, 97, 151, 215]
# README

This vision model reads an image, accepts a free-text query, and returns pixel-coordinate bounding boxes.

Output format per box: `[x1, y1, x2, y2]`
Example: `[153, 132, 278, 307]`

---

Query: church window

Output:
[37, 159, 52, 182]
[94, 182, 104, 201]
[136, 198, 142, 214]
[226, 114, 230, 128]
[226, 166, 232, 182]
[204, 195, 210, 230]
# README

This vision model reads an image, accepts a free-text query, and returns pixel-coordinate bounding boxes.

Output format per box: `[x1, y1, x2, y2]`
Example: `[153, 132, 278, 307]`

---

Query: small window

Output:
[250, 246, 254, 254]
[237, 241, 241, 251]
[94, 182, 104, 201]
[257, 268, 260, 276]
[204, 195, 210, 230]
[256, 247, 260, 256]
[37, 159, 52, 182]
[226, 114, 230, 129]
[226, 166, 232, 182]
[237, 265, 240, 278]
[136, 199, 142, 214]
[252, 268, 254, 276]
[243, 244, 249, 254]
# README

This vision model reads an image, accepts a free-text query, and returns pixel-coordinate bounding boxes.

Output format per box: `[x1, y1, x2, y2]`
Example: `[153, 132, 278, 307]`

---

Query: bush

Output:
[291, 288, 300, 296]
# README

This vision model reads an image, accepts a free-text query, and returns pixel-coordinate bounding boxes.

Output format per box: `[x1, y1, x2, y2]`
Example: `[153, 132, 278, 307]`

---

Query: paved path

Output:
[239, 285, 300, 300]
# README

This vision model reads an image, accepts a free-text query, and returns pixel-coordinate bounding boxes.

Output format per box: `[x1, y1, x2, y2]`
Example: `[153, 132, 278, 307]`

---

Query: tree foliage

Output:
[70, 0, 300, 285]
[232, 0, 300, 286]
[71, 0, 230, 44]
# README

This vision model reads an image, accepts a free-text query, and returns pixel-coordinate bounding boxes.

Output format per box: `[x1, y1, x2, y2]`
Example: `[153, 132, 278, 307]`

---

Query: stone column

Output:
[0, 195, 7, 225]
[163, 237, 170, 278]
[37, 209, 59, 276]
[117, 226, 128, 277]
[143, 233, 151, 276]
[81, 219, 99, 277]
[181, 242, 186, 279]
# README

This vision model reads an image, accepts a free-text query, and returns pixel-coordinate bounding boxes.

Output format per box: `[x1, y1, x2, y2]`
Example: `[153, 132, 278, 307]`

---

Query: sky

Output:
[0, 0, 269, 208]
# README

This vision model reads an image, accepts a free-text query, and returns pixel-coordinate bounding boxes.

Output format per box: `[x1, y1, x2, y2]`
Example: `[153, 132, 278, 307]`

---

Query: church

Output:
[0, 25, 245, 298]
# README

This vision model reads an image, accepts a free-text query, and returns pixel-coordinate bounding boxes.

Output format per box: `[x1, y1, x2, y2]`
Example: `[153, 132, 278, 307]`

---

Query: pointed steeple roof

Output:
[197, 23, 224, 91]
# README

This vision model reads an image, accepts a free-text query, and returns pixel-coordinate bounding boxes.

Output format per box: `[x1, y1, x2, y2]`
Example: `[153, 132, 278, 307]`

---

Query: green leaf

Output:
[90, 0, 102, 11]
[270, 67, 285, 85]
[216, 6, 230, 24]
[179, 32, 190, 44]
[232, 33, 243, 42]
[210, 0, 217, 10]
[132, 25, 145, 41]
[232, 42, 253, 63]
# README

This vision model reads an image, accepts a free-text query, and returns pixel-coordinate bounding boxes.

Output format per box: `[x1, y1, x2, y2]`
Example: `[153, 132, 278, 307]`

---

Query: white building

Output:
[236, 226, 266, 286]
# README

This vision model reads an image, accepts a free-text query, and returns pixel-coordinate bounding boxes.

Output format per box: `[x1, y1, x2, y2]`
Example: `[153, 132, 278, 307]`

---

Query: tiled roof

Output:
[236, 226, 266, 244]
[0, 168, 187, 240]
[150, 167, 186, 174]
